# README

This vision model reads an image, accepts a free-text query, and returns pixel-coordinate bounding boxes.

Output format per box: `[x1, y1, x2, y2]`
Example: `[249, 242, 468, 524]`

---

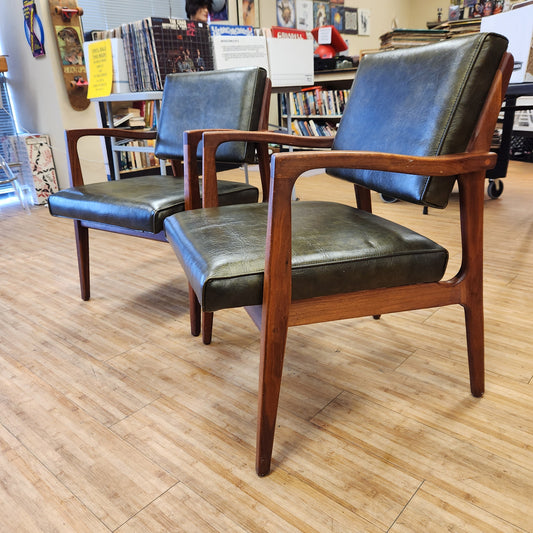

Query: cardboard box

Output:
[481, 5, 533, 84]
[266, 37, 314, 87]
[211, 33, 314, 87]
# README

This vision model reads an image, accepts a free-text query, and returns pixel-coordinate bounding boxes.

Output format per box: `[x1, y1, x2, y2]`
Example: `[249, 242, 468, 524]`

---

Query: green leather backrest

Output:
[154, 66, 267, 162]
[327, 33, 508, 208]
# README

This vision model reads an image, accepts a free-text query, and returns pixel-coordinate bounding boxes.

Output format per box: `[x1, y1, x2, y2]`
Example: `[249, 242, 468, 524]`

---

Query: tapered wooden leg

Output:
[457, 173, 486, 398]
[202, 311, 213, 345]
[463, 302, 485, 397]
[189, 285, 201, 337]
[74, 221, 90, 301]
[256, 142, 270, 202]
[256, 318, 289, 476]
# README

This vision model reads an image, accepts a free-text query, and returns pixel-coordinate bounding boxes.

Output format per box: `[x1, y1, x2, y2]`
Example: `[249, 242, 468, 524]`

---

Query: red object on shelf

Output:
[311, 25, 347, 58]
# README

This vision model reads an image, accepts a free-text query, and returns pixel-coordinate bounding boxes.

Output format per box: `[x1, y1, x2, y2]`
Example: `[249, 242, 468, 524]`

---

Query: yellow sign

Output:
[87, 40, 113, 98]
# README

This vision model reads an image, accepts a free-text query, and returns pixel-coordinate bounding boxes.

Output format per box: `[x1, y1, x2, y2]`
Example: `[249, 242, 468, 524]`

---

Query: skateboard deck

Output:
[49, 0, 90, 111]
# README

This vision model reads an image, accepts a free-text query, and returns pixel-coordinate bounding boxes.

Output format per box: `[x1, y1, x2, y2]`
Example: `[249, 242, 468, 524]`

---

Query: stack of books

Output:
[113, 107, 146, 128]
[435, 19, 482, 38]
[379, 29, 449, 50]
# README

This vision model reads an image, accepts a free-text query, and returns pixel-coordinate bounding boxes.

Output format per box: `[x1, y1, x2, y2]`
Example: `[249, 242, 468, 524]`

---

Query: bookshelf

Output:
[92, 91, 163, 180]
[279, 68, 356, 140]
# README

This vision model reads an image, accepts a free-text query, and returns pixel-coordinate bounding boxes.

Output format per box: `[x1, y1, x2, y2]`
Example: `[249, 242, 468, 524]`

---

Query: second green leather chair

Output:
[49, 66, 271, 305]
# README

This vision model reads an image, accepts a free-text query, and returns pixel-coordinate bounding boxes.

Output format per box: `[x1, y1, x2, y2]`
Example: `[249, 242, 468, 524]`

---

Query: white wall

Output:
[0, 0, 104, 188]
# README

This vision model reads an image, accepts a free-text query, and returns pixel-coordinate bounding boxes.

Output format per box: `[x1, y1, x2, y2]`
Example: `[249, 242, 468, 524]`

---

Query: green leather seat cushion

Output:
[165, 202, 449, 312]
[48, 175, 259, 234]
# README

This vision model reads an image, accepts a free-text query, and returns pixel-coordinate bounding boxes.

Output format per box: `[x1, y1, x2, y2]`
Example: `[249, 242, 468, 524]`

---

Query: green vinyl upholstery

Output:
[165, 33, 508, 311]
[328, 33, 508, 208]
[163, 32, 511, 476]
[166, 201, 449, 312]
[49, 66, 267, 233]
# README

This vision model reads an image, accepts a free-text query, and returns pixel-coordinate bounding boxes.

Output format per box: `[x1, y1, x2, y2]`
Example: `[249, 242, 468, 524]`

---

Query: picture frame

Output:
[343, 7, 358, 34]
[210, 0, 229, 21]
[358, 8, 370, 36]
[240, 0, 257, 26]
[277, 0, 296, 28]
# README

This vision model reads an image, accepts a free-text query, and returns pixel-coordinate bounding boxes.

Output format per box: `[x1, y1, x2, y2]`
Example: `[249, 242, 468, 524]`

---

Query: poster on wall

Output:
[210, 0, 228, 21]
[277, 0, 296, 27]
[240, 0, 256, 26]
[296, 0, 313, 30]
[343, 7, 358, 34]
[358, 8, 370, 35]
[357, 9, 370, 35]
[330, 4, 345, 32]
[313, 1, 330, 27]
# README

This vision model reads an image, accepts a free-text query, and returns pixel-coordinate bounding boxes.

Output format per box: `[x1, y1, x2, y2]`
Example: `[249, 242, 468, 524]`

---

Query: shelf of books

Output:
[92, 92, 163, 179]
[281, 86, 350, 137]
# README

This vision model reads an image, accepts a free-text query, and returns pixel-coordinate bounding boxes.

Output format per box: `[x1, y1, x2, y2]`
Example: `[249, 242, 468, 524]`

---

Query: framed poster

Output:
[296, 0, 314, 30]
[240, 0, 257, 26]
[277, 0, 296, 28]
[343, 7, 358, 34]
[330, 4, 345, 32]
[210, 0, 229, 21]
[358, 8, 370, 36]
[313, 1, 330, 27]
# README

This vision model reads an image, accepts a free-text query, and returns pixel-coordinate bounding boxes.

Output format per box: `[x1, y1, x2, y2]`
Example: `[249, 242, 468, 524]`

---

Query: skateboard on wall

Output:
[48, 0, 90, 111]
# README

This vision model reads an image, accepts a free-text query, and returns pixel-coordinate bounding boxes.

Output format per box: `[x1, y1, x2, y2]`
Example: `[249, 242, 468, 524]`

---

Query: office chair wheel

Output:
[487, 178, 504, 199]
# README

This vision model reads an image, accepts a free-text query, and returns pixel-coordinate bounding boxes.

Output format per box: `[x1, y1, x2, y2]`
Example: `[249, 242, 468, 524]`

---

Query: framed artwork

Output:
[277, 0, 296, 28]
[358, 8, 370, 36]
[313, 1, 330, 27]
[343, 7, 358, 34]
[210, 0, 229, 21]
[330, 4, 345, 32]
[296, 0, 314, 30]
[240, 0, 257, 26]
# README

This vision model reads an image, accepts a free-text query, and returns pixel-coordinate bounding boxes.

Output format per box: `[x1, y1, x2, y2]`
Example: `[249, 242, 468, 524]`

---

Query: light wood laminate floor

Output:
[0, 161, 531, 532]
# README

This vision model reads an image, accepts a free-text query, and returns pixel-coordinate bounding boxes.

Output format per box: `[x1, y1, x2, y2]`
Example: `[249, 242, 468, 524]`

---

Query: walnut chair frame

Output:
[166, 34, 513, 476]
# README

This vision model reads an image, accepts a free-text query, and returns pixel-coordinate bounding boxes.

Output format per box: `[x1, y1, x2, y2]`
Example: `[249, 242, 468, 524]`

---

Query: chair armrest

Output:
[65, 128, 157, 187]
[262, 149, 498, 310]
[197, 129, 334, 208]
[269, 150, 497, 184]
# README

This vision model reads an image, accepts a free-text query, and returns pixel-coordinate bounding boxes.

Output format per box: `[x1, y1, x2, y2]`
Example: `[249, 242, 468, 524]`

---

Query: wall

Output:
[257, 0, 417, 56]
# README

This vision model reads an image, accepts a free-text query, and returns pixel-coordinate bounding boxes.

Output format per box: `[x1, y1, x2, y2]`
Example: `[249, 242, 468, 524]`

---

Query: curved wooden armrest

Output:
[66, 128, 157, 142]
[202, 129, 334, 151]
[196, 129, 334, 207]
[270, 150, 497, 182]
[65, 128, 158, 187]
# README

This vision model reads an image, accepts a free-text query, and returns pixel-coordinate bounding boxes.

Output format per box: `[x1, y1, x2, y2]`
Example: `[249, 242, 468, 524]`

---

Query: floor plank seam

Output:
[386, 479, 425, 532]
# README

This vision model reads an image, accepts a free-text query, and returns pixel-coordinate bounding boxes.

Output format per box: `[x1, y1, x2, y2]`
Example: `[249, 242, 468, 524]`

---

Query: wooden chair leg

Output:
[255, 317, 289, 476]
[202, 311, 213, 345]
[463, 302, 485, 397]
[74, 221, 90, 301]
[189, 285, 201, 337]
[256, 142, 270, 202]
